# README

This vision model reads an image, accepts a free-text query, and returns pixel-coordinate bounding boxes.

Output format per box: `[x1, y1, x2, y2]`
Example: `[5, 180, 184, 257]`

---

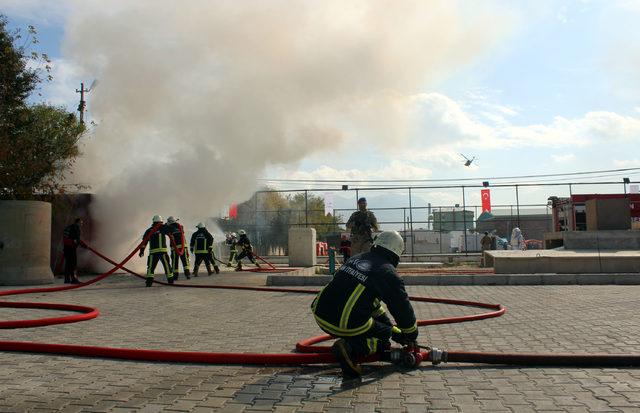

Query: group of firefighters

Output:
[138, 215, 261, 286]
[64, 197, 418, 380]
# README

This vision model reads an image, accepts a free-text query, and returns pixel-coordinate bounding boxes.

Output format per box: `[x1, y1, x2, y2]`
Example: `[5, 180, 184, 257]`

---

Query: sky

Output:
[1, 0, 640, 226]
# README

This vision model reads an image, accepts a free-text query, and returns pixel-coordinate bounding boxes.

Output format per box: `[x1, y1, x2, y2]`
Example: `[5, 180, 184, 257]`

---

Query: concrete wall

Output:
[476, 214, 552, 241]
[0, 201, 54, 285]
[586, 198, 631, 230]
[288, 227, 316, 267]
[549, 230, 640, 250]
[488, 250, 640, 274]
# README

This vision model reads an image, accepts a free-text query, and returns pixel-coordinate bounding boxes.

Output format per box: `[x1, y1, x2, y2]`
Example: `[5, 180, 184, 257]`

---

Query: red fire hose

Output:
[1, 233, 639, 368]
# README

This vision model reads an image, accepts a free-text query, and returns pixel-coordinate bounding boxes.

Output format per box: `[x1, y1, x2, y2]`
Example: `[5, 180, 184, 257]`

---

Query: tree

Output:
[0, 15, 84, 199]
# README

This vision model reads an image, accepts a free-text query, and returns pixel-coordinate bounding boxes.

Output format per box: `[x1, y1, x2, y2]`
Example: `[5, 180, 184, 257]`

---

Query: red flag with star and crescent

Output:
[481, 189, 491, 213]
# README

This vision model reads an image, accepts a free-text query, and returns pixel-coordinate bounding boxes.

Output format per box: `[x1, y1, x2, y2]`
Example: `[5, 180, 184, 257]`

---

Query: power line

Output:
[258, 167, 640, 184]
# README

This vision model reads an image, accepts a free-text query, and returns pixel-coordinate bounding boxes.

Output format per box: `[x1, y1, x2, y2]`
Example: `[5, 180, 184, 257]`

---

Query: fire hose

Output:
[1, 229, 640, 368]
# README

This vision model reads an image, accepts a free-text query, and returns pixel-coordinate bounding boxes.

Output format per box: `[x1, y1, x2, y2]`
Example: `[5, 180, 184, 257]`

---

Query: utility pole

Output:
[76, 80, 97, 125]
[76, 82, 88, 125]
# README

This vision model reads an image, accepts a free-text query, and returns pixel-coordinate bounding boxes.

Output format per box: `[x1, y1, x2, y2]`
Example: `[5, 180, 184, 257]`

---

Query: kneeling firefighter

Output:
[311, 231, 418, 379]
[190, 222, 220, 276]
[139, 215, 175, 287]
[167, 216, 191, 280]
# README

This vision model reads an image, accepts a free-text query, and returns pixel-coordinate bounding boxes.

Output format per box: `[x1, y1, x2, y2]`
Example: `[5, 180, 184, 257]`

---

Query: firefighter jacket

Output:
[311, 249, 417, 337]
[140, 224, 173, 255]
[63, 223, 82, 248]
[346, 210, 379, 240]
[190, 228, 214, 253]
[237, 234, 253, 252]
[167, 222, 186, 248]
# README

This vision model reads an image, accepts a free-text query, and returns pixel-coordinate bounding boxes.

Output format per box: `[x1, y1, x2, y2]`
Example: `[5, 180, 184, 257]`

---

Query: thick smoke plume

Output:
[63, 0, 512, 265]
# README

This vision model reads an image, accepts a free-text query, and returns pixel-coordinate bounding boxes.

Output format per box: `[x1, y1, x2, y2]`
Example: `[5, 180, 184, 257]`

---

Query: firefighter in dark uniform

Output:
[234, 229, 261, 271]
[346, 197, 379, 256]
[62, 218, 85, 284]
[166, 216, 191, 280]
[311, 231, 418, 379]
[190, 222, 220, 276]
[138, 215, 175, 287]
[225, 232, 239, 267]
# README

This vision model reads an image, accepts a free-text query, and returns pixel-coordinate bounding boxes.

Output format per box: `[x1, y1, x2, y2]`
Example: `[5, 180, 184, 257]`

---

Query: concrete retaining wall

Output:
[0, 201, 54, 285]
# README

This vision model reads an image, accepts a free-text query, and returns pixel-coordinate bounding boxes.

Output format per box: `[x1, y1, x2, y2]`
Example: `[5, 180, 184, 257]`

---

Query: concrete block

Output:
[576, 274, 612, 285]
[473, 275, 509, 285]
[0, 201, 54, 285]
[439, 275, 473, 285]
[614, 274, 640, 285]
[541, 273, 576, 284]
[288, 227, 316, 267]
[508, 274, 542, 285]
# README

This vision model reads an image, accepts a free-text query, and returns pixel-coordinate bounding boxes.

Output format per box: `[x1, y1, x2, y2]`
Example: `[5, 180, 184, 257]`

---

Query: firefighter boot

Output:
[184, 269, 191, 279]
[331, 339, 362, 380]
[145, 277, 154, 287]
[214, 265, 220, 274]
[174, 272, 180, 281]
[235, 262, 243, 272]
[167, 275, 174, 284]
[64, 274, 71, 284]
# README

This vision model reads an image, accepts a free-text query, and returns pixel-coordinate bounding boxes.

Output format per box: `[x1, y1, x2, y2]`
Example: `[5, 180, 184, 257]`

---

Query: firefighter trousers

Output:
[171, 248, 191, 273]
[193, 253, 214, 275]
[236, 250, 259, 266]
[321, 315, 393, 360]
[63, 246, 78, 281]
[146, 252, 173, 280]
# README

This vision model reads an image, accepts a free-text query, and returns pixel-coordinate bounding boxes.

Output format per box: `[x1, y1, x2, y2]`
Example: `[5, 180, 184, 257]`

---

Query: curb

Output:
[266, 273, 640, 286]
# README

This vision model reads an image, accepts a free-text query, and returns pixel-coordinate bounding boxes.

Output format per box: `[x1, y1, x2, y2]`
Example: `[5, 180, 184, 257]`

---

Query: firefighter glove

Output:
[391, 327, 419, 345]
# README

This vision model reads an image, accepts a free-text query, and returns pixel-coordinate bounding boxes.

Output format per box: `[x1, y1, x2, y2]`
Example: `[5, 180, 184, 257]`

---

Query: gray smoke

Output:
[63, 0, 514, 265]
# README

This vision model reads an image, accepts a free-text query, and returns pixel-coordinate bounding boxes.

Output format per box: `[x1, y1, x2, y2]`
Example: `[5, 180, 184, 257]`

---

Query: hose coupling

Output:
[429, 347, 447, 365]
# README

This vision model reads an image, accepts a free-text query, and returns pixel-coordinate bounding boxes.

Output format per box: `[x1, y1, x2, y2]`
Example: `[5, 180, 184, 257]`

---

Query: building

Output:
[548, 194, 640, 232]
[431, 210, 474, 232]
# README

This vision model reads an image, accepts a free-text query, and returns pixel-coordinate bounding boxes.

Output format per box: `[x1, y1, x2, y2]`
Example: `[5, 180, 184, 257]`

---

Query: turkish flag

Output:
[229, 203, 238, 219]
[481, 189, 491, 213]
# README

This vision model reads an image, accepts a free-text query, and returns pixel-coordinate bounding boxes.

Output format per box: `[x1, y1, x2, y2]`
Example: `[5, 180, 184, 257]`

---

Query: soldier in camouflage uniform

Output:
[346, 197, 379, 256]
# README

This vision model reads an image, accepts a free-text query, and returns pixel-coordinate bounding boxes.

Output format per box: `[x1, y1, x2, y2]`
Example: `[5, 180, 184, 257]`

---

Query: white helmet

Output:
[167, 216, 177, 224]
[372, 231, 404, 258]
[196, 222, 206, 229]
[152, 215, 163, 223]
[231, 232, 237, 238]
[238, 229, 246, 235]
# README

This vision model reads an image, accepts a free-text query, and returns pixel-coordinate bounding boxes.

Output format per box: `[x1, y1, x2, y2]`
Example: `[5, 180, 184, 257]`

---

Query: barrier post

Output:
[328, 248, 335, 274]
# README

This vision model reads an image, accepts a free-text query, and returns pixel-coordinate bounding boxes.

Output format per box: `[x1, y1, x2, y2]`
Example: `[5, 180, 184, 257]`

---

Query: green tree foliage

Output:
[218, 189, 343, 253]
[0, 15, 84, 199]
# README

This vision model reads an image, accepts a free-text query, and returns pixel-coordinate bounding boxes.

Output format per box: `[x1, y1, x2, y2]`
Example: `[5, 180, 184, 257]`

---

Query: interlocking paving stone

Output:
[0, 277, 639, 412]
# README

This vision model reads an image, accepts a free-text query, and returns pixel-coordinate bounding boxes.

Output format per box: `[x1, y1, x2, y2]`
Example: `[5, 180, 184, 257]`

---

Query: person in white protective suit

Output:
[510, 227, 525, 250]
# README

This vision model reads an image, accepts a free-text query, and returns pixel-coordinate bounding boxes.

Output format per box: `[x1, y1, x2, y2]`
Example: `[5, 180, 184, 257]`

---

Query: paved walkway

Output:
[0, 272, 639, 412]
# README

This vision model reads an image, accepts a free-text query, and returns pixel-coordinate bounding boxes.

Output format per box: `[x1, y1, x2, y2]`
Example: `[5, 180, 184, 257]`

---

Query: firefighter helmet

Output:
[238, 229, 246, 235]
[231, 232, 237, 238]
[196, 222, 206, 229]
[152, 215, 163, 223]
[372, 231, 404, 258]
[167, 216, 177, 224]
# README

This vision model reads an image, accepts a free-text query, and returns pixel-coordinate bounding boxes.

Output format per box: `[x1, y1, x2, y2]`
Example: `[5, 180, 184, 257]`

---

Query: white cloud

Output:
[613, 159, 640, 168]
[267, 161, 432, 184]
[551, 153, 576, 163]
[404, 93, 640, 151]
[36, 58, 87, 110]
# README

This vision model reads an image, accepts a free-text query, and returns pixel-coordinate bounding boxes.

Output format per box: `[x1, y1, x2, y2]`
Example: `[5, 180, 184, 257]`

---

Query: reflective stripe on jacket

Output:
[311, 250, 416, 337]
